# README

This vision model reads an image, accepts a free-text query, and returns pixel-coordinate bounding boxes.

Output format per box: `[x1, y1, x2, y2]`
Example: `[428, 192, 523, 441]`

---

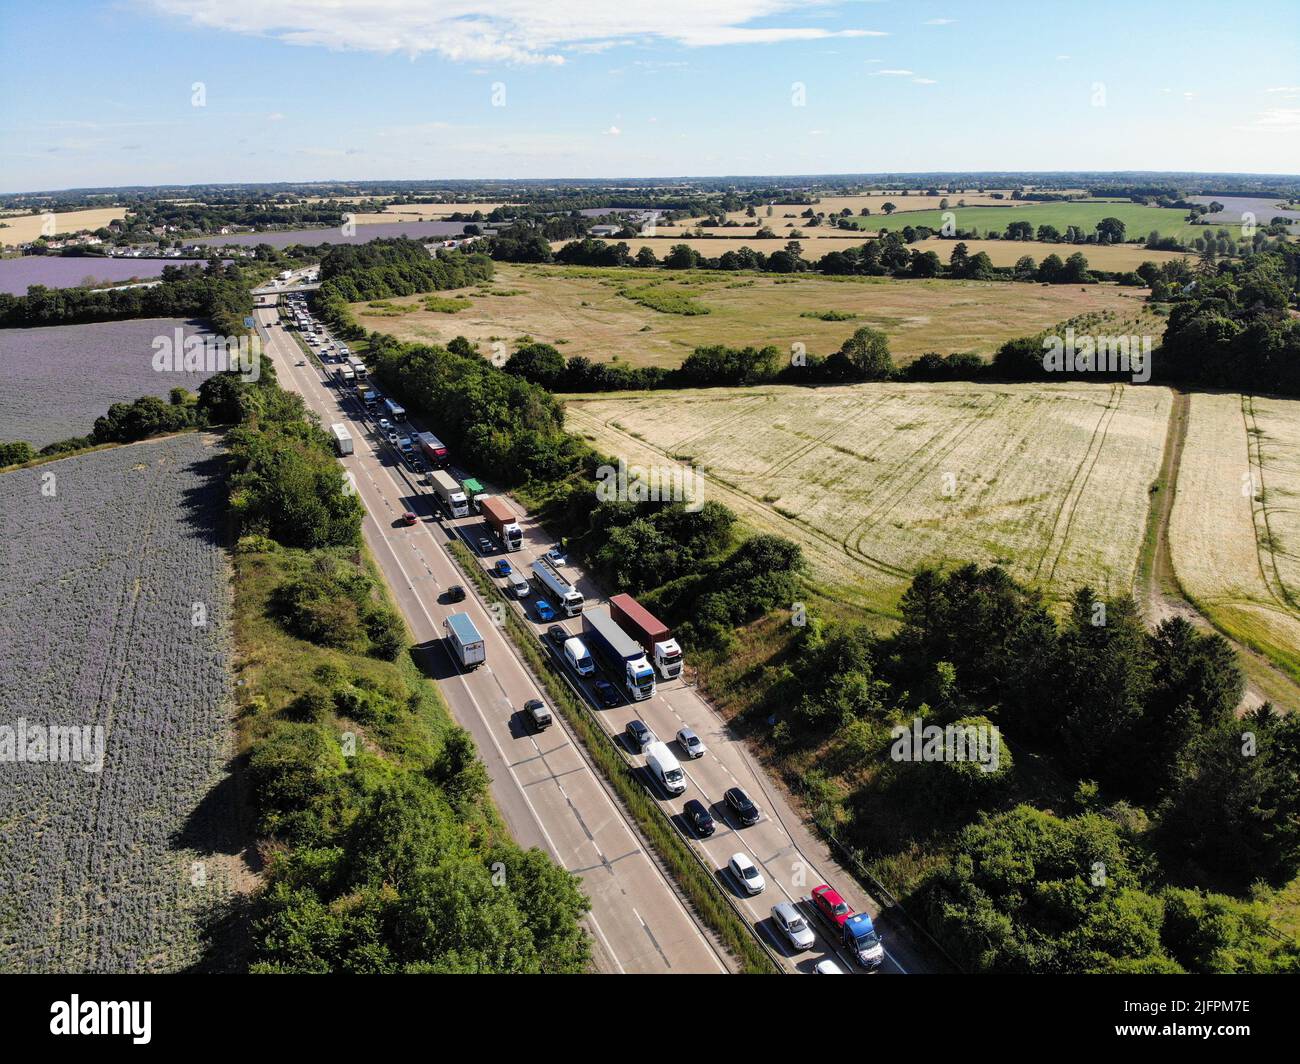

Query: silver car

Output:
[771, 901, 815, 951]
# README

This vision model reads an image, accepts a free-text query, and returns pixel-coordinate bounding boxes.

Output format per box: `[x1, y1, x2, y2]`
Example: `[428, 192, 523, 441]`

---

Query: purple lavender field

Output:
[0, 434, 235, 971]
[191, 219, 467, 248]
[0, 256, 214, 295]
[0, 317, 218, 446]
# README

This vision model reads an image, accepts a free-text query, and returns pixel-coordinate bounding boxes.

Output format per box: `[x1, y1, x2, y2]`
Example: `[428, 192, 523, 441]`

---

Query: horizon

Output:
[2, 0, 1298, 193]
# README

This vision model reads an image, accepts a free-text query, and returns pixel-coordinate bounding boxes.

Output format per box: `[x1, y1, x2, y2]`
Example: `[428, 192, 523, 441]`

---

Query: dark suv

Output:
[682, 799, 715, 838]
[724, 786, 760, 826]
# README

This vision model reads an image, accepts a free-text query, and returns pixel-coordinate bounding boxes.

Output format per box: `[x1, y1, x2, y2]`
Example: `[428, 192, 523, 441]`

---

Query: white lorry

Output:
[430, 470, 469, 517]
[330, 423, 353, 456]
[531, 558, 584, 617]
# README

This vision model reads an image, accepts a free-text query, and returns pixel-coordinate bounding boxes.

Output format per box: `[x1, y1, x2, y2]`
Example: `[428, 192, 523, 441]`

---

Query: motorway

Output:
[257, 281, 941, 974]
[255, 294, 728, 975]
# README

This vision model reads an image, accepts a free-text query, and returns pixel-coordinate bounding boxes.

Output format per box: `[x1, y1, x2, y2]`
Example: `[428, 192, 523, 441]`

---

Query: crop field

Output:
[857, 200, 1230, 243]
[565, 382, 1171, 618]
[350, 201, 515, 223]
[0, 317, 218, 447]
[352, 263, 1153, 369]
[1170, 392, 1300, 685]
[0, 208, 128, 246]
[0, 256, 221, 295]
[680, 189, 1048, 226]
[0, 434, 236, 972]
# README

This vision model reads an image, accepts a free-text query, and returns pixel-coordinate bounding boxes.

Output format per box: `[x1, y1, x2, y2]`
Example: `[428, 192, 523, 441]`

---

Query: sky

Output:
[1, 0, 1298, 193]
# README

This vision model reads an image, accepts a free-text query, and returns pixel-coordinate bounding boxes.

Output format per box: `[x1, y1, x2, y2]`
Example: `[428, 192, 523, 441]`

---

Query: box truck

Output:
[481, 496, 522, 551]
[330, 423, 353, 456]
[430, 470, 469, 518]
[347, 356, 366, 380]
[416, 431, 448, 468]
[444, 612, 485, 670]
[334, 364, 354, 384]
[645, 740, 687, 796]
[462, 478, 484, 507]
[608, 593, 682, 680]
[582, 608, 656, 701]
[531, 558, 584, 617]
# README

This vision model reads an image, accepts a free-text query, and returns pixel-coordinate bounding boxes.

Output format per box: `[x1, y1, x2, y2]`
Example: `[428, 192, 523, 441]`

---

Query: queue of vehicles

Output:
[301, 314, 881, 972]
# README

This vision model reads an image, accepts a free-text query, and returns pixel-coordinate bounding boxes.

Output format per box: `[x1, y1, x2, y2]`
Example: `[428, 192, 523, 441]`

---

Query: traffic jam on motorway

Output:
[271, 292, 894, 974]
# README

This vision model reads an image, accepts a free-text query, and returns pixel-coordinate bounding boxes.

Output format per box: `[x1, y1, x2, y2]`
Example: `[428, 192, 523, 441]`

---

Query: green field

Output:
[854, 199, 1236, 243]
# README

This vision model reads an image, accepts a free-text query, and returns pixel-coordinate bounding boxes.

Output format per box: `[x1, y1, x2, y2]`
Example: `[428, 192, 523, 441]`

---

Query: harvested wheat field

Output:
[0, 207, 128, 246]
[680, 190, 1033, 227]
[565, 382, 1171, 620]
[354, 264, 1154, 369]
[351, 201, 515, 224]
[1171, 392, 1300, 686]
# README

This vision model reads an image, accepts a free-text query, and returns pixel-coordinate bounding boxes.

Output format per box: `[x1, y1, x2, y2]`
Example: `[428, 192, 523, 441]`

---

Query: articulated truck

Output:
[330, 423, 353, 456]
[582, 607, 656, 701]
[609, 593, 682, 680]
[430, 470, 469, 518]
[480, 495, 522, 551]
[384, 398, 407, 423]
[416, 431, 447, 468]
[531, 558, 584, 617]
[444, 612, 485, 670]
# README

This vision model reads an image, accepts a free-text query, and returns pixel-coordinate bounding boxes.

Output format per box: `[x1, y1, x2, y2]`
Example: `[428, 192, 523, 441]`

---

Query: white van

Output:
[562, 637, 595, 676]
[509, 572, 531, 598]
[645, 741, 686, 796]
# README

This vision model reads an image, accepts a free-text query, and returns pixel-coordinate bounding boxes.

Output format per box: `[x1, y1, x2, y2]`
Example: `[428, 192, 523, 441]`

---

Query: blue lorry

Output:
[582, 607, 656, 701]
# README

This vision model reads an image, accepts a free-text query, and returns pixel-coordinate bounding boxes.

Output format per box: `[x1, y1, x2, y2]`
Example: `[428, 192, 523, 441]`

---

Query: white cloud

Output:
[873, 69, 913, 76]
[1265, 86, 1300, 93]
[149, 1, 887, 64]
[1055, 54, 1070, 61]
[266, 112, 285, 121]
[923, 18, 956, 25]
[604, 125, 622, 135]
[1237, 108, 1300, 134]
[913, 77, 937, 84]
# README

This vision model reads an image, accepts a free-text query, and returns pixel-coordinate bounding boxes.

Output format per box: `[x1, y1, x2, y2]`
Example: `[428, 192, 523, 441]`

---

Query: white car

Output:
[676, 727, 705, 759]
[771, 902, 815, 951]
[728, 853, 765, 896]
[378, 418, 393, 432]
[545, 547, 567, 566]
[814, 959, 845, 974]
[386, 431, 400, 446]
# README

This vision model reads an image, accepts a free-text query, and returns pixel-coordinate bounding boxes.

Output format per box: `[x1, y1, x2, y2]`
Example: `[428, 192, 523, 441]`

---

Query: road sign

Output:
[243, 317, 254, 328]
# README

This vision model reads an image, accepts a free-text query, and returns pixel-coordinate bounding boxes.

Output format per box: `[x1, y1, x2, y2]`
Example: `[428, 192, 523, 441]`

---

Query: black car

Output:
[724, 786, 760, 826]
[682, 799, 715, 838]
[547, 624, 569, 649]
[625, 719, 654, 752]
[445, 584, 466, 603]
[592, 679, 621, 708]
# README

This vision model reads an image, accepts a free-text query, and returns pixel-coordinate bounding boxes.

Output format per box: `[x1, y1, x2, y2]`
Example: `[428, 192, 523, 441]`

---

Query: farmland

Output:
[0, 317, 218, 447]
[857, 200, 1232, 243]
[0, 434, 236, 972]
[564, 381, 1171, 619]
[0, 256, 219, 295]
[680, 189, 1059, 226]
[351, 263, 1154, 369]
[1169, 392, 1300, 687]
[0, 207, 128, 246]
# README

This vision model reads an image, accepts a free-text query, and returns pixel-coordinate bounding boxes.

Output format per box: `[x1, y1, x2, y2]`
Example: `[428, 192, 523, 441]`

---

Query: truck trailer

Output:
[347, 356, 366, 379]
[582, 608, 656, 701]
[608, 593, 682, 680]
[334, 364, 355, 384]
[531, 558, 584, 617]
[416, 431, 447, 468]
[330, 423, 353, 456]
[481, 496, 522, 551]
[430, 470, 469, 518]
[383, 398, 407, 423]
[444, 612, 485, 670]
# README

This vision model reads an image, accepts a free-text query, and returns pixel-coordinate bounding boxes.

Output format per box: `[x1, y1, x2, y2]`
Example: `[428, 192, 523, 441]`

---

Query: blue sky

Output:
[2, 0, 1298, 192]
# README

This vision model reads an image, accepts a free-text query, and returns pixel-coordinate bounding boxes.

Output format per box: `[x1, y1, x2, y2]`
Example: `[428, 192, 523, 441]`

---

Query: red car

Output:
[810, 884, 855, 928]
[401, 511, 418, 526]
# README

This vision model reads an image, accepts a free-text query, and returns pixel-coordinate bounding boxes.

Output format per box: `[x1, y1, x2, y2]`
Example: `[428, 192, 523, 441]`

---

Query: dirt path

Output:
[1138, 389, 1299, 714]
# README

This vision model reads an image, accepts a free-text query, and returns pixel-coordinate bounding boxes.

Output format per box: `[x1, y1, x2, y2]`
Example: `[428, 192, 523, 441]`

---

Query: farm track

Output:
[1035, 385, 1123, 588]
[1142, 390, 1300, 713]
[1242, 395, 1300, 616]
